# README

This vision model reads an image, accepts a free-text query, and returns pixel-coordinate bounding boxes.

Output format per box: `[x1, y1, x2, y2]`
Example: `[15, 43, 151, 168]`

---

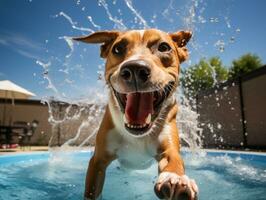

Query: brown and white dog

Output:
[73, 29, 198, 200]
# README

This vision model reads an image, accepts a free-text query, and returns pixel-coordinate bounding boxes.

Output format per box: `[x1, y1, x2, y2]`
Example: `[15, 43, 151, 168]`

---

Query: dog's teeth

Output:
[126, 123, 149, 129]
[145, 113, 151, 124]
[123, 114, 129, 124]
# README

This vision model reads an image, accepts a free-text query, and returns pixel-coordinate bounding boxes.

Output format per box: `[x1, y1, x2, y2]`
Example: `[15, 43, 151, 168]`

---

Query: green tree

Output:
[180, 57, 228, 97]
[229, 53, 262, 79]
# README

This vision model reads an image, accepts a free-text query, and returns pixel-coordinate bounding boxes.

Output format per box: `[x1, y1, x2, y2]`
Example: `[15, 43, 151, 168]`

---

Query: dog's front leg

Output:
[84, 154, 114, 200]
[154, 121, 198, 200]
[84, 106, 115, 200]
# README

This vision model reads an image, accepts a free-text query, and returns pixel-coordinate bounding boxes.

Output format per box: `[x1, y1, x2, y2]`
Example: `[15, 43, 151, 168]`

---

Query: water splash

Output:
[162, 0, 174, 23]
[124, 0, 149, 29]
[36, 60, 58, 94]
[59, 36, 74, 58]
[177, 93, 203, 150]
[87, 16, 101, 30]
[98, 0, 127, 30]
[58, 11, 94, 33]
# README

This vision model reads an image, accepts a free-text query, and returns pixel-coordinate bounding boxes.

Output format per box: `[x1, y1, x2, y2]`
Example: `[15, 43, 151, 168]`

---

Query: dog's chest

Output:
[117, 138, 156, 169]
[107, 130, 157, 169]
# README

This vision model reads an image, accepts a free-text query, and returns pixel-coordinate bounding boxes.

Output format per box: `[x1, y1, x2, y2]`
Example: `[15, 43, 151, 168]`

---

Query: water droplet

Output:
[229, 37, 235, 43]
[209, 17, 219, 23]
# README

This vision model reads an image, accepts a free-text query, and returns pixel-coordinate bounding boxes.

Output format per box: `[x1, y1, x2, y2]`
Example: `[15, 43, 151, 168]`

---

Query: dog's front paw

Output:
[154, 172, 198, 200]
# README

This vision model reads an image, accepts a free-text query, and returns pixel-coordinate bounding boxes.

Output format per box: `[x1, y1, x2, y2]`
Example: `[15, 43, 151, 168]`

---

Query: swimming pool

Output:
[0, 150, 265, 200]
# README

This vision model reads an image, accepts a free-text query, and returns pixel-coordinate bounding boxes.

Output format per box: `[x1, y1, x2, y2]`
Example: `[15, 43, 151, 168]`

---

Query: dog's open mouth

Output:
[113, 81, 175, 136]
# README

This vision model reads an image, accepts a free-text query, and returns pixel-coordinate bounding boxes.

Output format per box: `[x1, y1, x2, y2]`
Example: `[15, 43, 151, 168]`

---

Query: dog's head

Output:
[74, 29, 192, 137]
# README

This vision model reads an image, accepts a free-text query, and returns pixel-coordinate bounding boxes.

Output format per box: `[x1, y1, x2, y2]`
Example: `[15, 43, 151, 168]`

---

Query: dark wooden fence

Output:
[197, 65, 266, 149]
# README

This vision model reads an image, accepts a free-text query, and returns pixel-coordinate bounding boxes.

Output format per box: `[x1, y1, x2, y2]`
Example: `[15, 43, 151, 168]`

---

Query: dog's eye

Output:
[158, 42, 171, 52]
[112, 43, 126, 55]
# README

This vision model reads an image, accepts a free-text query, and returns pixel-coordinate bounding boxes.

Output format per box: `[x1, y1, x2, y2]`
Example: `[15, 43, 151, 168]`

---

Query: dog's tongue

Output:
[125, 92, 153, 124]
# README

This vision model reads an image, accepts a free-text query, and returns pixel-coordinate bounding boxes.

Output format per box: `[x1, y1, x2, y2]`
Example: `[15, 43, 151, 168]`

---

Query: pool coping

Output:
[0, 147, 265, 158]
[199, 149, 266, 156]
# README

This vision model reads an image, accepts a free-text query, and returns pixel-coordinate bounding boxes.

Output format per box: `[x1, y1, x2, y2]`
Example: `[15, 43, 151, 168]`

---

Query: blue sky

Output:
[0, 0, 265, 100]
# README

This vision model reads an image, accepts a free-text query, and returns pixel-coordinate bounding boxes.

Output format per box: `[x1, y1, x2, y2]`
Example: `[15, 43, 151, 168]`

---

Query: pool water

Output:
[0, 150, 265, 200]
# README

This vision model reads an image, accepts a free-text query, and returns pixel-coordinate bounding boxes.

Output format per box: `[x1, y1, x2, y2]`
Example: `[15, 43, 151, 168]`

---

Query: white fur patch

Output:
[157, 172, 181, 184]
[116, 136, 156, 169]
[135, 29, 145, 38]
[107, 131, 156, 169]
[108, 96, 125, 133]
[158, 124, 173, 145]
[115, 30, 145, 71]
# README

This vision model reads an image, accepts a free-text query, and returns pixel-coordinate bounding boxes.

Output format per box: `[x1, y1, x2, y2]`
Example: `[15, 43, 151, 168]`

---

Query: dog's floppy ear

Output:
[169, 31, 192, 63]
[73, 31, 120, 58]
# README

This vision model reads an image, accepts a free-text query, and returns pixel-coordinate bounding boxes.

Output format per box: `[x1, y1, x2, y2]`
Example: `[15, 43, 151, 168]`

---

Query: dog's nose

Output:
[120, 60, 151, 83]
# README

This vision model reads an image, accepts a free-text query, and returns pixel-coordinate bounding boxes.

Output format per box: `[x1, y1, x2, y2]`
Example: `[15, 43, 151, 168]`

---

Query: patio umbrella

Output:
[0, 80, 35, 125]
[0, 80, 35, 99]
